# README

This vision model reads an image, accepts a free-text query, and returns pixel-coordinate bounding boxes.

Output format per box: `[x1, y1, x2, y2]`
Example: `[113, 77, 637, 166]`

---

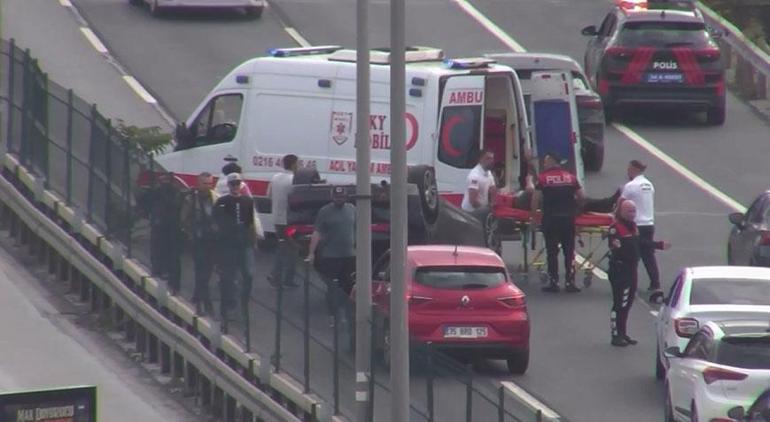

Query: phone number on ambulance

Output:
[252, 156, 317, 169]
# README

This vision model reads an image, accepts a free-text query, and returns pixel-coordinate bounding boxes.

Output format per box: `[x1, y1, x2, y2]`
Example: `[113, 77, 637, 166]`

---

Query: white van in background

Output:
[154, 46, 582, 237]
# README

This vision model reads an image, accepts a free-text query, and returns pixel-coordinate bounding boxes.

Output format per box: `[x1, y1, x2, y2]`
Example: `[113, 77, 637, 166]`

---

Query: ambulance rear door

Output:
[529, 71, 584, 186]
[434, 75, 486, 205]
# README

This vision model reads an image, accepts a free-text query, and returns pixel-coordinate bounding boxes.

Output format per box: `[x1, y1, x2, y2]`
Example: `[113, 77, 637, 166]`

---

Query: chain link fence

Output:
[1, 37, 546, 422]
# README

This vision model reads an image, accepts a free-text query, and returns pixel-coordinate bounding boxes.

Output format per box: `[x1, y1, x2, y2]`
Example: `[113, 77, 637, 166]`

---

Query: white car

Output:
[131, 0, 264, 18]
[655, 266, 770, 380]
[664, 320, 770, 422]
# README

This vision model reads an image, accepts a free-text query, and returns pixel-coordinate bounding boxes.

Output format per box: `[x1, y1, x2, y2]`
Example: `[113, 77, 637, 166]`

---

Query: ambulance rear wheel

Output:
[408, 166, 439, 225]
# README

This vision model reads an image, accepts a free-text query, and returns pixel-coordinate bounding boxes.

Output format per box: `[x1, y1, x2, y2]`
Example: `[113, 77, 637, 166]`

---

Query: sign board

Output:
[0, 386, 96, 422]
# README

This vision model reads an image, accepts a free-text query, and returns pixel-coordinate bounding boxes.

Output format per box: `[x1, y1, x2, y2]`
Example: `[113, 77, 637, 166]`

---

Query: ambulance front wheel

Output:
[408, 166, 439, 225]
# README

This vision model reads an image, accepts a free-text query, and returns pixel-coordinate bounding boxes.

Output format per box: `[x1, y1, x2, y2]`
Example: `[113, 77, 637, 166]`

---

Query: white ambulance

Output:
[155, 46, 582, 238]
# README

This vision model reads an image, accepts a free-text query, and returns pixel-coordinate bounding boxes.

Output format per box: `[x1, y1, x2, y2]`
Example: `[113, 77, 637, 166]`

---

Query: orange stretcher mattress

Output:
[493, 206, 614, 228]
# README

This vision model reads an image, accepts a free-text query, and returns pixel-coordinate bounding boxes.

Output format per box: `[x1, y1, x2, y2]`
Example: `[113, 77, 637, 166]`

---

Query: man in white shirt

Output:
[461, 149, 498, 213]
[268, 154, 299, 288]
[620, 160, 661, 291]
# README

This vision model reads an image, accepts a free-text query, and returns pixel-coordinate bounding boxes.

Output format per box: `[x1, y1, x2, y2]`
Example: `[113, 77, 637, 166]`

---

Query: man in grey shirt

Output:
[306, 186, 356, 319]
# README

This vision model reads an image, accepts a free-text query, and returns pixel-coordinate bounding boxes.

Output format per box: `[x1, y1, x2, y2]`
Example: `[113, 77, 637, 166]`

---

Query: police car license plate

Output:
[646, 73, 683, 83]
[444, 326, 488, 338]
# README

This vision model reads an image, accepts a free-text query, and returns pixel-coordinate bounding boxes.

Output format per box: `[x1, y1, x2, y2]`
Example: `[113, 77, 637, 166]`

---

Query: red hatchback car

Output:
[367, 245, 530, 374]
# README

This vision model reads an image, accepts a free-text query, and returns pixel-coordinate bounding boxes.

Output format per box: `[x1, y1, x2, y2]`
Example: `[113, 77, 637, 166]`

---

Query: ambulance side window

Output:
[188, 94, 244, 148]
[437, 106, 482, 169]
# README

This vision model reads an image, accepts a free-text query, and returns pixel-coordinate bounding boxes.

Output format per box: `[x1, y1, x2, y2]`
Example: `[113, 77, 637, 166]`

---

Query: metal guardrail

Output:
[698, 1, 770, 102]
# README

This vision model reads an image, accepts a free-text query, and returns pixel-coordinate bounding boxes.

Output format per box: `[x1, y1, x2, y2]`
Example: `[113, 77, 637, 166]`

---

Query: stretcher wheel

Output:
[583, 274, 593, 288]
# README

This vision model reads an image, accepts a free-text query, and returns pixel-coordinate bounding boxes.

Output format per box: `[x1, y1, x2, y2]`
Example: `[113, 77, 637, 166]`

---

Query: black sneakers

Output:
[623, 335, 638, 345]
[611, 336, 629, 347]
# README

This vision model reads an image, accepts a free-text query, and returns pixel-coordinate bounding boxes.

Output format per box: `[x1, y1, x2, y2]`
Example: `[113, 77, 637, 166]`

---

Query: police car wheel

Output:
[706, 105, 725, 126]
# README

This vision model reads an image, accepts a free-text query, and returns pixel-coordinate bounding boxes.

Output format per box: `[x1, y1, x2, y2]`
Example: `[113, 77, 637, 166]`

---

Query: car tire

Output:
[582, 142, 604, 172]
[407, 165, 439, 225]
[506, 349, 529, 375]
[656, 342, 666, 380]
[706, 103, 726, 126]
[664, 387, 675, 422]
[244, 6, 262, 18]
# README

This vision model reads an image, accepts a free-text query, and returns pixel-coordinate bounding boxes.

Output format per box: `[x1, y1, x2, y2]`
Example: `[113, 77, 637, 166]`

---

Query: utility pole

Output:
[389, 0, 410, 418]
[354, 0, 372, 418]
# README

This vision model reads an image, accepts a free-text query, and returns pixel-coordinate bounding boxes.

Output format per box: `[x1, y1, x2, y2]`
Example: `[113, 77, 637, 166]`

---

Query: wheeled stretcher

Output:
[492, 197, 614, 288]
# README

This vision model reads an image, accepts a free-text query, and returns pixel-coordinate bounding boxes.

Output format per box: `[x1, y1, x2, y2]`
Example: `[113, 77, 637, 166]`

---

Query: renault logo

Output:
[460, 295, 471, 307]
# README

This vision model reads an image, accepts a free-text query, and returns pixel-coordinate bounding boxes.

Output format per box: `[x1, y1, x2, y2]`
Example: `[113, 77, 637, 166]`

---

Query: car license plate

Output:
[646, 73, 683, 83]
[443, 326, 488, 338]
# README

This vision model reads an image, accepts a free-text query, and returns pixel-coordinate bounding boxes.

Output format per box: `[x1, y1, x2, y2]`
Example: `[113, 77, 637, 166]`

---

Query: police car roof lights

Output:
[443, 58, 497, 69]
[267, 45, 343, 57]
[328, 46, 445, 64]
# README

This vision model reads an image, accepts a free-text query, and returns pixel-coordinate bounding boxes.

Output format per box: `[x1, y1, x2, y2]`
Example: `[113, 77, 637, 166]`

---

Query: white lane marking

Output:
[285, 27, 311, 47]
[123, 76, 158, 104]
[79, 27, 108, 54]
[650, 310, 659, 317]
[613, 123, 747, 213]
[59, 0, 73, 6]
[575, 254, 608, 280]
[501, 381, 561, 419]
[450, 0, 526, 53]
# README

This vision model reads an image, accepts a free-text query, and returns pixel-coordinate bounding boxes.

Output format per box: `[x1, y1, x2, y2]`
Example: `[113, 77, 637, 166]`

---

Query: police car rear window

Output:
[618, 21, 710, 47]
[415, 266, 506, 290]
[690, 278, 770, 306]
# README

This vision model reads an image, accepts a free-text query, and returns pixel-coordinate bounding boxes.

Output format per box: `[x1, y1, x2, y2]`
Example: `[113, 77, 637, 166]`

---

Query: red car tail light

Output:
[498, 296, 526, 309]
[408, 295, 433, 306]
[702, 367, 748, 385]
[674, 318, 699, 338]
[759, 231, 770, 246]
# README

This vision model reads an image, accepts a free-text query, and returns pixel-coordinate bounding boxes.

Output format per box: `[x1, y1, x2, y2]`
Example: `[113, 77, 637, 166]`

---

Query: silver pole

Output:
[354, 0, 372, 418]
[389, 0, 409, 418]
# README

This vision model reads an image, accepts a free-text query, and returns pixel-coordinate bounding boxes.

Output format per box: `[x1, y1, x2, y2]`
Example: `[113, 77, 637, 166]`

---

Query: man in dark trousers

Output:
[306, 186, 356, 326]
[214, 173, 257, 325]
[137, 171, 183, 294]
[181, 172, 218, 315]
[530, 152, 585, 293]
[268, 154, 299, 288]
[620, 160, 661, 292]
[608, 199, 670, 347]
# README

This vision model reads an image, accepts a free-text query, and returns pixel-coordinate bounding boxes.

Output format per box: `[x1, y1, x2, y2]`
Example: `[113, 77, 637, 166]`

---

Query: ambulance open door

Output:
[529, 71, 584, 186]
[435, 75, 486, 203]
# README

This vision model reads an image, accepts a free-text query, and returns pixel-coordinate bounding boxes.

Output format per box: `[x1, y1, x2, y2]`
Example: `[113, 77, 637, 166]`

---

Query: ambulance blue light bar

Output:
[443, 58, 496, 69]
[267, 46, 342, 57]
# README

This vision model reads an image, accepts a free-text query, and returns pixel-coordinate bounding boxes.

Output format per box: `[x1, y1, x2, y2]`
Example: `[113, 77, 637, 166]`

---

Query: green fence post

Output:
[20, 48, 31, 166]
[6, 39, 16, 153]
[42, 71, 50, 188]
[466, 375, 473, 422]
[86, 104, 98, 223]
[105, 120, 113, 235]
[123, 144, 132, 258]
[65, 89, 74, 206]
[498, 386, 505, 422]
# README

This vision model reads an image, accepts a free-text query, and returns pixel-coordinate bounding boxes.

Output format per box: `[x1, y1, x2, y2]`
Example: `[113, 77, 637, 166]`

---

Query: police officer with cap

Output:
[530, 152, 585, 293]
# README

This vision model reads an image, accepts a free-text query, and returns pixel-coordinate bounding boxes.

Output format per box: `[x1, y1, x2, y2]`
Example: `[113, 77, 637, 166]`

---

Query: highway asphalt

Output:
[8, 0, 770, 420]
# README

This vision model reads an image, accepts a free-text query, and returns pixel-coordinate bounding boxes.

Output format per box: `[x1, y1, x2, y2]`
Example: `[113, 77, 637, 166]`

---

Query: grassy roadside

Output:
[701, 0, 770, 53]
